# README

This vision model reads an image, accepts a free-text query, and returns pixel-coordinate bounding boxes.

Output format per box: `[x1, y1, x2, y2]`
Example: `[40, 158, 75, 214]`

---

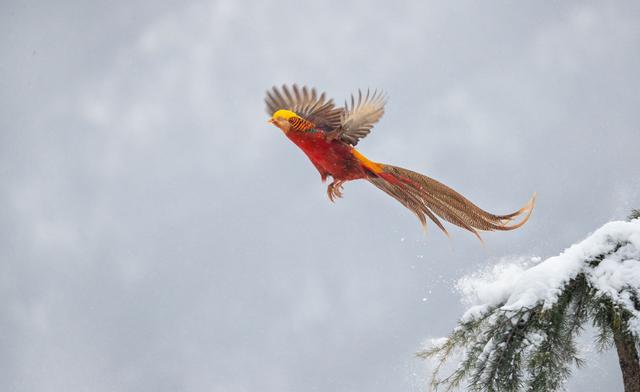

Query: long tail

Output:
[366, 164, 536, 241]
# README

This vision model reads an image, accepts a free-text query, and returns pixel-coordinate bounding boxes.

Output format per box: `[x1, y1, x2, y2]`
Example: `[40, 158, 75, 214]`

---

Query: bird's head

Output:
[268, 109, 299, 132]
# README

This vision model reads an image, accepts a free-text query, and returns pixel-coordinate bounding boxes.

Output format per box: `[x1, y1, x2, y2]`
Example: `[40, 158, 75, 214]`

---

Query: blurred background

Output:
[2, 1, 639, 391]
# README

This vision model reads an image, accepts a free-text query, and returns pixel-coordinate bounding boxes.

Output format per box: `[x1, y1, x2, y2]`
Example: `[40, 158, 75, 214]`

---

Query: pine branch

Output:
[422, 213, 640, 391]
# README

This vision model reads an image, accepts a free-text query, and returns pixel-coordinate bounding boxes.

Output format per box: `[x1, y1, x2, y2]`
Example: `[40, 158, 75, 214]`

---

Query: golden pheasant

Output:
[266, 84, 535, 240]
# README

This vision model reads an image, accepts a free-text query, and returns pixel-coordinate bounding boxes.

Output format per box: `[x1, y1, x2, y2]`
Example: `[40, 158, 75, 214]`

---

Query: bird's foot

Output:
[327, 180, 344, 202]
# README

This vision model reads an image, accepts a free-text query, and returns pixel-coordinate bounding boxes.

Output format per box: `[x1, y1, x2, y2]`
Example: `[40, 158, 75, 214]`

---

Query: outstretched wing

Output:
[338, 89, 386, 146]
[265, 84, 342, 131]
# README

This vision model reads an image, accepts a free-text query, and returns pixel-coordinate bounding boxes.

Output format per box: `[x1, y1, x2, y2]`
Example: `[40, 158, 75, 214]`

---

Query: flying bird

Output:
[266, 84, 535, 240]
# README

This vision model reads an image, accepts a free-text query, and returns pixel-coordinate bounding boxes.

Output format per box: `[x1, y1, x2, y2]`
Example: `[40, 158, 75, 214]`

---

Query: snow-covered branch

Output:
[421, 218, 640, 392]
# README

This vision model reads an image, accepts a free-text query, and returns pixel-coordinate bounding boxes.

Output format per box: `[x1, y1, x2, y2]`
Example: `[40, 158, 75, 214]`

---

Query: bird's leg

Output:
[327, 180, 345, 202]
[334, 181, 344, 198]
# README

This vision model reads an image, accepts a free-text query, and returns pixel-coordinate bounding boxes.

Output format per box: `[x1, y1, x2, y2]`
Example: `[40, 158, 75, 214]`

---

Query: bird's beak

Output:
[267, 118, 275, 124]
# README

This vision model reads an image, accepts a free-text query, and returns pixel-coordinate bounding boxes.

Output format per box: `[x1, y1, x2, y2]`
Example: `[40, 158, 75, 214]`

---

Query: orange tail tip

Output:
[499, 192, 536, 230]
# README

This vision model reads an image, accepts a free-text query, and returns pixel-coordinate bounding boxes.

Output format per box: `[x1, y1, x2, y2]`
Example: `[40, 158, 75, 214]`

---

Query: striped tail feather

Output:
[366, 164, 535, 241]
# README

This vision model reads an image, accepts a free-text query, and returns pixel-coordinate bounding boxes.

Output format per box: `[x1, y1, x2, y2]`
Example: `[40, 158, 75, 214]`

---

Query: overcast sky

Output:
[2, 1, 639, 391]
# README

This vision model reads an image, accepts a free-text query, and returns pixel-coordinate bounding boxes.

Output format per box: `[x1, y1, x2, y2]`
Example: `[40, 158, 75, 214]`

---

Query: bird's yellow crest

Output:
[272, 109, 299, 120]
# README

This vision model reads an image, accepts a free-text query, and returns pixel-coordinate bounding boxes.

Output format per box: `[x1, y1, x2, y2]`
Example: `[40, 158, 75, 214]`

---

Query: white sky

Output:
[1, 1, 639, 391]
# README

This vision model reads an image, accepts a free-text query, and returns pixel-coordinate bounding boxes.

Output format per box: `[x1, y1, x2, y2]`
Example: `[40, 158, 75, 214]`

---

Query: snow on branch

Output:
[420, 218, 640, 392]
[461, 219, 640, 330]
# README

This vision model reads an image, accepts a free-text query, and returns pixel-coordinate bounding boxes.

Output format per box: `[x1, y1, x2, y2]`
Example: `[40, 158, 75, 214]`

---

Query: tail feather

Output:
[400, 180, 484, 241]
[368, 176, 450, 236]
[366, 164, 535, 240]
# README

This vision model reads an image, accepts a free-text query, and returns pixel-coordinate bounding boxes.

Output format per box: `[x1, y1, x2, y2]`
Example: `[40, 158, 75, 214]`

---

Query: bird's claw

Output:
[327, 181, 344, 202]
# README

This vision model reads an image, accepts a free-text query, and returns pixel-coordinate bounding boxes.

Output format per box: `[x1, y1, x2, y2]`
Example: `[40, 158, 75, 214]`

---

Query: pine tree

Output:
[420, 211, 640, 392]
